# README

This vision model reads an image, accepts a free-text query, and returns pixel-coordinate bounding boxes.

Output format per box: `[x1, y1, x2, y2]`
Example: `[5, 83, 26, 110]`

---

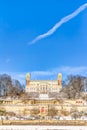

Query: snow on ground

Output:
[0, 126, 87, 130]
[0, 115, 87, 120]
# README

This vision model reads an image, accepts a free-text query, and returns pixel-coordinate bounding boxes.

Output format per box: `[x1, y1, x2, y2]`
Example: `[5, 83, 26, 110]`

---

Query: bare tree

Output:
[47, 107, 58, 118]
[0, 74, 24, 97]
[60, 75, 84, 99]
[30, 108, 40, 117]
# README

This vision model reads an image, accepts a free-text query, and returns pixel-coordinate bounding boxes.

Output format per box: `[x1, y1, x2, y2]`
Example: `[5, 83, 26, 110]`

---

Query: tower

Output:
[58, 73, 62, 86]
[26, 73, 30, 92]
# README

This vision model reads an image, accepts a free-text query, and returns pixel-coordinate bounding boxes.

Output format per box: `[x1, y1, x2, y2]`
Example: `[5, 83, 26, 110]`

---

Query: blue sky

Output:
[0, 0, 87, 83]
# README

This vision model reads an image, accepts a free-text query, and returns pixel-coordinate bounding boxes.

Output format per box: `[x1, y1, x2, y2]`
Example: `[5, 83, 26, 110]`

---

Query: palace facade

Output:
[0, 73, 87, 121]
[26, 73, 62, 93]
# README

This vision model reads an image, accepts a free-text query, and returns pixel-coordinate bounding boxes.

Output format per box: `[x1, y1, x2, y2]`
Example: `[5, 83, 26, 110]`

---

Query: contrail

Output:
[30, 3, 87, 44]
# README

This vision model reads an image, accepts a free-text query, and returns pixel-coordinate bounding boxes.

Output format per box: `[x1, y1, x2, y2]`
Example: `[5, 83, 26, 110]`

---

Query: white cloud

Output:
[55, 66, 87, 74]
[0, 66, 87, 83]
[30, 66, 87, 79]
[30, 3, 87, 44]
[11, 73, 26, 84]
[0, 72, 26, 84]
[18, 74, 25, 78]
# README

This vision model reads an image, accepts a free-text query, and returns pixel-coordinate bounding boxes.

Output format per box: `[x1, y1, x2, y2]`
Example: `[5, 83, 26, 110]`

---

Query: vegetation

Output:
[71, 112, 83, 120]
[60, 75, 86, 99]
[47, 107, 58, 118]
[0, 73, 87, 100]
[60, 109, 70, 116]
[0, 108, 7, 116]
[0, 74, 24, 98]
[30, 108, 40, 116]
[82, 94, 87, 101]
[70, 107, 83, 120]
[23, 109, 30, 116]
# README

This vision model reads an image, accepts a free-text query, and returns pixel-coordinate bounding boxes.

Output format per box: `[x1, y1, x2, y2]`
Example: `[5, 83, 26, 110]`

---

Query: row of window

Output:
[27, 87, 59, 92]
[76, 101, 83, 103]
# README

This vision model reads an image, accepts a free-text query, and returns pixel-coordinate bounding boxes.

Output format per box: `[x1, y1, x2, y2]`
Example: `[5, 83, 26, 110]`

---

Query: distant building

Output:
[25, 73, 62, 93]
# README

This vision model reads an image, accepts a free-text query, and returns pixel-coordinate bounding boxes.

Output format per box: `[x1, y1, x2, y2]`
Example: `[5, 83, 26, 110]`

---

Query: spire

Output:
[26, 73, 30, 86]
[58, 73, 62, 86]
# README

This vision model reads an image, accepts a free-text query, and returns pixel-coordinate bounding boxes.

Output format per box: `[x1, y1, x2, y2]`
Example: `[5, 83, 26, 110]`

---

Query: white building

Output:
[25, 73, 62, 93]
